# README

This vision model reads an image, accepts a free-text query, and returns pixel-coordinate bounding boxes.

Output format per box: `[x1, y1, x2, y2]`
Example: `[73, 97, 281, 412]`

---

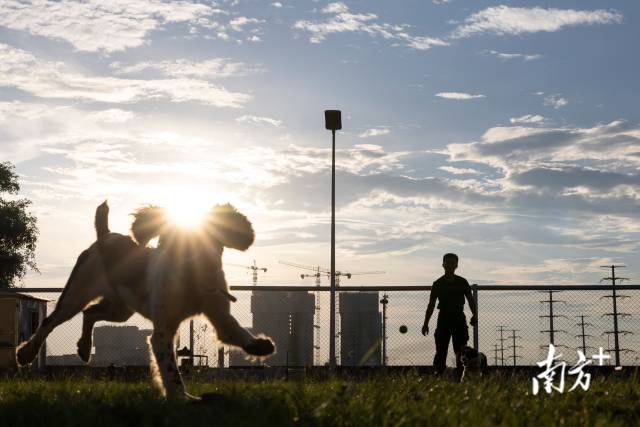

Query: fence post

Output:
[472, 284, 479, 352]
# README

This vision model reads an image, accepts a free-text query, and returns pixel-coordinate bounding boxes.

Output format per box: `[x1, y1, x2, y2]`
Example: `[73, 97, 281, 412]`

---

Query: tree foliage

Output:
[0, 161, 38, 288]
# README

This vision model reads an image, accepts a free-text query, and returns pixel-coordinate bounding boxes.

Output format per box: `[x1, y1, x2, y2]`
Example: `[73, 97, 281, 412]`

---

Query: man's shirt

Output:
[431, 274, 471, 314]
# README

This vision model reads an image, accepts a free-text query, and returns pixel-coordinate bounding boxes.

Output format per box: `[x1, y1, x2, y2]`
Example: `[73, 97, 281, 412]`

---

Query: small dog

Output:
[16, 201, 275, 399]
[460, 345, 487, 381]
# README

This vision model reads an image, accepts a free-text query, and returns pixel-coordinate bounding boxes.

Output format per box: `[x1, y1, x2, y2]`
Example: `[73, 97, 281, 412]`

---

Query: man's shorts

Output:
[435, 310, 469, 350]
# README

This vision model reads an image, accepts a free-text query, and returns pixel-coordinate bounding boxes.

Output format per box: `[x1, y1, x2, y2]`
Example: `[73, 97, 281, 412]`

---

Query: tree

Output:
[0, 161, 38, 288]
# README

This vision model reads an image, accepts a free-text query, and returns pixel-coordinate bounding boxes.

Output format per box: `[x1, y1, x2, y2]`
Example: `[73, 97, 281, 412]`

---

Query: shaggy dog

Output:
[16, 201, 274, 399]
[460, 345, 487, 382]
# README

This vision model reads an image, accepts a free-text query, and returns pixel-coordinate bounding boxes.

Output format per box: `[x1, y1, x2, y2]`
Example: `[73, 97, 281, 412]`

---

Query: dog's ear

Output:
[130, 205, 168, 246]
[206, 204, 254, 251]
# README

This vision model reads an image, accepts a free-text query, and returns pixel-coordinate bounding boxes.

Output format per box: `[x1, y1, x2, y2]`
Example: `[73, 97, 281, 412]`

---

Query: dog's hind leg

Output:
[77, 297, 134, 363]
[204, 296, 274, 357]
[16, 249, 108, 366]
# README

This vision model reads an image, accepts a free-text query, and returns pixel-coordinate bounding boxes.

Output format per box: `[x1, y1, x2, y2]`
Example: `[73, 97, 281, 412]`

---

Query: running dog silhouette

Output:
[16, 201, 274, 398]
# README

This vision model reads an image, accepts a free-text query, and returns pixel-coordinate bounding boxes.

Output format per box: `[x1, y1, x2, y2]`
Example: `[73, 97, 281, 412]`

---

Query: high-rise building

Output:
[230, 290, 315, 367]
[339, 292, 382, 366]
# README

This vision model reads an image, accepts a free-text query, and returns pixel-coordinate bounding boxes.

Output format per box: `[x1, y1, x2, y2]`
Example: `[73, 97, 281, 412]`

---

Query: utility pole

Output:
[600, 265, 632, 367]
[325, 110, 342, 370]
[496, 326, 508, 366]
[493, 343, 499, 366]
[380, 294, 389, 366]
[575, 315, 595, 356]
[508, 329, 523, 367]
[539, 290, 567, 348]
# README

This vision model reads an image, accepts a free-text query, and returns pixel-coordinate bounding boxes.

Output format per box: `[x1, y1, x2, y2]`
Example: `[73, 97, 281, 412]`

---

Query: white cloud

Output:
[229, 17, 264, 32]
[487, 50, 541, 61]
[294, 2, 448, 50]
[510, 114, 546, 124]
[236, 115, 282, 127]
[435, 92, 485, 100]
[111, 58, 257, 80]
[438, 166, 479, 175]
[452, 6, 622, 38]
[543, 94, 568, 109]
[0, 43, 251, 108]
[0, 0, 216, 53]
[358, 128, 390, 138]
[271, 2, 283, 8]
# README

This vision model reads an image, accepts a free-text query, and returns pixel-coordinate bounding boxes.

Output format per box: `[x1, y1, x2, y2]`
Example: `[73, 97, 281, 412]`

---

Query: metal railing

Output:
[4, 284, 640, 368]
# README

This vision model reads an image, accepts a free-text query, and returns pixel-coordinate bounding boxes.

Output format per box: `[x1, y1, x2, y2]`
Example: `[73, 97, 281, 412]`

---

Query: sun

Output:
[164, 193, 211, 228]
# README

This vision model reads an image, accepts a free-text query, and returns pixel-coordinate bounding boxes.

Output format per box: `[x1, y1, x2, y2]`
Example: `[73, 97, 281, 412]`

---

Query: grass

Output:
[0, 371, 638, 427]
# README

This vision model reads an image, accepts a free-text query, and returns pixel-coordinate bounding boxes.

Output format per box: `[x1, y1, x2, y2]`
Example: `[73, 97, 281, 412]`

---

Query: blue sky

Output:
[1, 0, 639, 288]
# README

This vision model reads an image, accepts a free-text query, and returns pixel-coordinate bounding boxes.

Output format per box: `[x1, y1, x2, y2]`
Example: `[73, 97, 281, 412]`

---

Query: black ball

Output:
[399, 325, 408, 334]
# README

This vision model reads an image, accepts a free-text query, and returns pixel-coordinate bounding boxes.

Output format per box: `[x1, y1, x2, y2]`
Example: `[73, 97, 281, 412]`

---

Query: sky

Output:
[2, 0, 639, 289]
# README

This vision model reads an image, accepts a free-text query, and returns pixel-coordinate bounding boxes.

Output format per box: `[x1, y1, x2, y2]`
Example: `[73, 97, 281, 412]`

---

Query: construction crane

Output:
[227, 259, 268, 286]
[279, 260, 385, 365]
[279, 260, 384, 286]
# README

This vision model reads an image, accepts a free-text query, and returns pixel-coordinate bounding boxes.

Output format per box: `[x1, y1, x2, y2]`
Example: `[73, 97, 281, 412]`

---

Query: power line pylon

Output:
[574, 315, 596, 356]
[508, 329, 523, 367]
[496, 326, 509, 366]
[539, 290, 568, 351]
[600, 265, 634, 367]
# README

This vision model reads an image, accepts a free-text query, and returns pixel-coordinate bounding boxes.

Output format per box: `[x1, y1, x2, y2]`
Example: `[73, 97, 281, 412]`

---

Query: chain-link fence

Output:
[5, 285, 640, 368]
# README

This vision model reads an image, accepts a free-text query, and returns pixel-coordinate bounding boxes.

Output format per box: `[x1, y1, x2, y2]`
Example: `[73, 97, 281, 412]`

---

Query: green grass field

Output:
[0, 371, 638, 427]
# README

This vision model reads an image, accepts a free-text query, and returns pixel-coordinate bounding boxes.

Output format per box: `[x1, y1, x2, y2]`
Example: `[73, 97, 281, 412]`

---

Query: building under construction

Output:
[339, 292, 382, 366]
[230, 290, 315, 367]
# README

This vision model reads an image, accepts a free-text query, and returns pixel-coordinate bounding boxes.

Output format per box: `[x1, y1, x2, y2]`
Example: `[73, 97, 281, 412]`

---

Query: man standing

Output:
[422, 253, 477, 379]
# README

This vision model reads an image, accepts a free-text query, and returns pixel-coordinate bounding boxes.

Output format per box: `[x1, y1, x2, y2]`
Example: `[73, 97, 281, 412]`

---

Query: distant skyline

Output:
[1, 1, 638, 288]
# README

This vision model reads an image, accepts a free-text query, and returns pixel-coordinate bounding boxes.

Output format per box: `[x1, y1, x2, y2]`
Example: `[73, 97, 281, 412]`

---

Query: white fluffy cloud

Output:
[435, 92, 485, 100]
[543, 94, 569, 109]
[294, 2, 448, 50]
[0, 43, 251, 107]
[111, 58, 257, 79]
[510, 114, 546, 124]
[358, 128, 390, 138]
[236, 115, 282, 127]
[452, 5, 622, 38]
[0, 0, 217, 53]
[487, 50, 541, 61]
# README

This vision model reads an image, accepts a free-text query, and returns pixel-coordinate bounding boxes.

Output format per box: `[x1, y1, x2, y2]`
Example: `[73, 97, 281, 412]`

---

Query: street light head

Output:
[324, 110, 342, 130]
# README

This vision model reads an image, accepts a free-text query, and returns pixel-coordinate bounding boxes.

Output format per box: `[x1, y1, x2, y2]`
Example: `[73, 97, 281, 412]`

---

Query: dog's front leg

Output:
[149, 323, 184, 399]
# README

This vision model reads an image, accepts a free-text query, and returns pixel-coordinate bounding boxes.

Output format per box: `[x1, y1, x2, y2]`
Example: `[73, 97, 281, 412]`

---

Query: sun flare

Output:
[164, 194, 211, 228]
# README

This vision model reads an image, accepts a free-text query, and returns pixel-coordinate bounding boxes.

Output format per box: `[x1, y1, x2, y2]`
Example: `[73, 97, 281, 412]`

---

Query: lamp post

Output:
[324, 110, 341, 370]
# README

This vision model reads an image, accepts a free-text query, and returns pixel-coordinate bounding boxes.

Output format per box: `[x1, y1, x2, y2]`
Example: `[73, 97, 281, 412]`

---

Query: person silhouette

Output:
[422, 253, 477, 380]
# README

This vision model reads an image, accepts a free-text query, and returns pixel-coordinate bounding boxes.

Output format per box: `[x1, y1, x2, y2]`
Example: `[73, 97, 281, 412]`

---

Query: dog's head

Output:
[130, 203, 254, 261]
[460, 345, 479, 365]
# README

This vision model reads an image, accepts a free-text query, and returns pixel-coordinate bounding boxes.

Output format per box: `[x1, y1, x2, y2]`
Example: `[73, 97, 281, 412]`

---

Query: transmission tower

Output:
[600, 265, 634, 367]
[539, 290, 568, 351]
[508, 329, 523, 367]
[496, 326, 509, 366]
[574, 315, 596, 356]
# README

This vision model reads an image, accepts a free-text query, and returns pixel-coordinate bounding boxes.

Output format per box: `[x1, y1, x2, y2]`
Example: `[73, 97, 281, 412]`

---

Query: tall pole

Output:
[380, 294, 388, 366]
[610, 266, 620, 367]
[325, 110, 341, 370]
[330, 129, 336, 369]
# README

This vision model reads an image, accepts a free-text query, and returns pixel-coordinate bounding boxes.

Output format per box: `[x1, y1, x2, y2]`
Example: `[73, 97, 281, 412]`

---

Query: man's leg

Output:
[452, 314, 470, 381]
[433, 319, 452, 375]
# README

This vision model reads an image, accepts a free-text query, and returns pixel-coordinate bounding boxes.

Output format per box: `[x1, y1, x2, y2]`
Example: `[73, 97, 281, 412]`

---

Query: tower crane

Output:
[227, 259, 267, 286]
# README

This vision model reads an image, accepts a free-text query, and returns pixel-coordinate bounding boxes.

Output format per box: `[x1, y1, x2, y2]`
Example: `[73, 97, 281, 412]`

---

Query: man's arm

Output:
[422, 290, 437, 335]
[464, 284, 477, 325]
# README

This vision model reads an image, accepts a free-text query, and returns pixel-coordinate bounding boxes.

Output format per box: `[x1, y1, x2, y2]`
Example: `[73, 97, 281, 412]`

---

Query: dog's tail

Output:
[207, 204, 254, 251]
[95, 200, 110, 239]
[131, 205, 167, 247]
